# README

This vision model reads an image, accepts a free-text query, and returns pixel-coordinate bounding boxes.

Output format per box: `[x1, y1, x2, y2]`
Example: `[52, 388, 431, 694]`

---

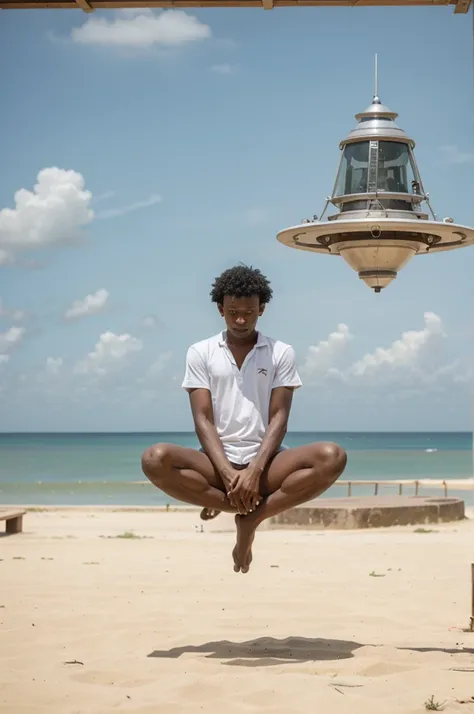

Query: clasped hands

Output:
[222, 463, 262, 515]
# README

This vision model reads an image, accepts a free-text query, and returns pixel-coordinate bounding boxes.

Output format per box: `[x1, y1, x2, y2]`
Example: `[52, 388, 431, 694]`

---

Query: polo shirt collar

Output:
[219, 331, 267, 348]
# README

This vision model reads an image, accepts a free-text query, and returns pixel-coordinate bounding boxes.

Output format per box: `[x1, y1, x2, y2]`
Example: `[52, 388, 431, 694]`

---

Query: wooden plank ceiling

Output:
[0, 0, 471, 11]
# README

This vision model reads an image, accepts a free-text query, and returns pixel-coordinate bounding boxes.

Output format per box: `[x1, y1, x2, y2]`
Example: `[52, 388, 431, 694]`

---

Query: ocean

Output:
[0, 431, 473, 507]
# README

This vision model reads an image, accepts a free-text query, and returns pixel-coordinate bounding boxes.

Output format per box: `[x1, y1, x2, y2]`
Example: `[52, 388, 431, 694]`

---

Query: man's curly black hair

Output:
[210, 264, 273, 305]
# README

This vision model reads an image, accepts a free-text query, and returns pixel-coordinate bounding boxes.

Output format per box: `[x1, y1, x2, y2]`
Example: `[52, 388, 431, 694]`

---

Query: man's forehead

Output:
[224, 295, 260, 306]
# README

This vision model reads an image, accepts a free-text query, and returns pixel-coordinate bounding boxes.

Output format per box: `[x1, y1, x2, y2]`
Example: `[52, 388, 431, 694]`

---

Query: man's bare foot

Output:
[232, 514, 256, 574]
[200, 508, 221, 521]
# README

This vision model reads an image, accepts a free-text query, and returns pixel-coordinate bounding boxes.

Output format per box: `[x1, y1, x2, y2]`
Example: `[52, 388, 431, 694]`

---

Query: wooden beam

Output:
[453, 0, 471, 12]
[262, 0, 274, 7]
[75, 0, 94, 9]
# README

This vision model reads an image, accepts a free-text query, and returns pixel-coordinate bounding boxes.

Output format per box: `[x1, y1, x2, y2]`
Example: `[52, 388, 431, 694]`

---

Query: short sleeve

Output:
[181, 346, 211, 391]
[272, 346, 302, 390]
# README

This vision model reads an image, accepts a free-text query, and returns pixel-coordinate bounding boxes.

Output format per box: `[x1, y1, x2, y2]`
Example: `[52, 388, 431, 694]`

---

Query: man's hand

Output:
[220, 468, 241, 502]
[228, 466, 262, 515]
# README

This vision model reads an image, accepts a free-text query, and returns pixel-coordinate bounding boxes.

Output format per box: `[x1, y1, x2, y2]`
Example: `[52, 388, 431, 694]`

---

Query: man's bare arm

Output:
[188, 388, 236, 481]
[249, 386, 294, 476]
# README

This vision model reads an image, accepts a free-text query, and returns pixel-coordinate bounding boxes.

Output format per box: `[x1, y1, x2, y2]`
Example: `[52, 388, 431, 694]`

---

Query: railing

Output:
[132, 477, 474, 498]
[335, 479, 474, 497]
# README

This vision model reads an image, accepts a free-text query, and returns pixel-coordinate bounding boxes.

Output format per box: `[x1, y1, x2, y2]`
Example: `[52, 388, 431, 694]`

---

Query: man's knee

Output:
[310, 441, 347, 480]
[141, 443, 173, 481]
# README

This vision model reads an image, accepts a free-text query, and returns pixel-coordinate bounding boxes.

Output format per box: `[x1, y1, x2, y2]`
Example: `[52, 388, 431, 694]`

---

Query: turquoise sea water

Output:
[0, 432, 472, 507]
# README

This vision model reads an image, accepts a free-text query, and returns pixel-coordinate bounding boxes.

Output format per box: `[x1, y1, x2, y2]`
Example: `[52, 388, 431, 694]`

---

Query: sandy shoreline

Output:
[1, 508, 474, 713]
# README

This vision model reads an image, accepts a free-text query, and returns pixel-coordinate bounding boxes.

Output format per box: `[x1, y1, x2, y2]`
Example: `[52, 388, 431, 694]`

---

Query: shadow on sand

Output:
[148, 636, 363, 667]
[147, 636, 474, 668]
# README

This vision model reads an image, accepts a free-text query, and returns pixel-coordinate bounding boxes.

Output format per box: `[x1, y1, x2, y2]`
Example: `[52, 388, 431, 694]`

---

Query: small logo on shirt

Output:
[258, 368, 268, 376]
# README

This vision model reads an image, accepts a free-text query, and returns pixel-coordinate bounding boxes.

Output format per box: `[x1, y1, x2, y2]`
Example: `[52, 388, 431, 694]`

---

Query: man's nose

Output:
[236, 316, 246, 325]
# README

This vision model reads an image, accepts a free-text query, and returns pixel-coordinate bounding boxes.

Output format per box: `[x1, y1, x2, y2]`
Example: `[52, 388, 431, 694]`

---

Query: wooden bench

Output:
[0, 509, 26, 535]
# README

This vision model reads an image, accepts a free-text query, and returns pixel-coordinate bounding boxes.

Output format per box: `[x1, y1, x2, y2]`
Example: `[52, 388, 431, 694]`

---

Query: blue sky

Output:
[0, 5, 473, 432]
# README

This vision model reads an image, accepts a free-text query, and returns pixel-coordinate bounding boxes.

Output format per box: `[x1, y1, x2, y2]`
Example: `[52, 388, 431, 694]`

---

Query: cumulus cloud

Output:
[302, 323, 353, 384]
[140, 314, 165, 331]
[0, 298, 26, 322]
[95, 194, 162, 220]
[46, 357, 63, 375]
[146, 351, 173, 378]
[345, 312, 444, 383]
[142, 315, 158, 329]
[302, 312, 468, 391]
[74, 331, 143, 376]
[71, 9, 212, 49]
[0, 326, 26, 356]
[64, 289, 109, 320]
[0, 168, 93, 263]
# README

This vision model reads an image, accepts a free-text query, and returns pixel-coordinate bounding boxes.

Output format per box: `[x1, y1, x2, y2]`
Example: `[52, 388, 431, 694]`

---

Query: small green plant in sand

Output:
[424, 695, 445, 710]
[99, 531, 153, 540]
[116, 531, 142, 539]
[414, 528, 438, 534]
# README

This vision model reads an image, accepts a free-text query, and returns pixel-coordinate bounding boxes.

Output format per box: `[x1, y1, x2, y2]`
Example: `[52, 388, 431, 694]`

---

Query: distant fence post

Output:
[470, 563, 474, 632]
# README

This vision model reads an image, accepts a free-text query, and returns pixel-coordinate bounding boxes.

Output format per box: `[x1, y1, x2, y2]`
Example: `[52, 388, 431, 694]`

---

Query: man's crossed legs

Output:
[141, 442, 347, 573]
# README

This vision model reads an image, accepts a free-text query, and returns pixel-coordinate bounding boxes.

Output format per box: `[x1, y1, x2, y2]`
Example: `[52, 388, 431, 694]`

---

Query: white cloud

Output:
[146, 351, 173, 378]
[0, 326, 26, 355]
[346, 313, 444, 387]
[46, 357, 63, 375]
[210, 63, 236, 75]
[142, 315, 159, 329]
[95, 194, 162, 220]
[0, 298, 26, 322]
[0, 168, 93, 262]
[302, 323, 352, 384]
[0, 355, 9, 366]
[64, 289, 109, 320]
[74, 331, 143, 376]
[346, 312, 443, 381]
[71, 9, 212, 49]
[439, 145, 474, 165]
[302, 313, 469, 391]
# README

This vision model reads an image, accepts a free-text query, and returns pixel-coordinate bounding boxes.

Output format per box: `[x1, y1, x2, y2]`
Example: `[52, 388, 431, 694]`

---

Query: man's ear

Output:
[217, 303, 225, 317]
[259, 304, 266, 317]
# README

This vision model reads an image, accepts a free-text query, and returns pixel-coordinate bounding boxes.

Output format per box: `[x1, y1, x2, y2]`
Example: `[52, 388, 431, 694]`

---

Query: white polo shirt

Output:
[182, 331, 302, 465]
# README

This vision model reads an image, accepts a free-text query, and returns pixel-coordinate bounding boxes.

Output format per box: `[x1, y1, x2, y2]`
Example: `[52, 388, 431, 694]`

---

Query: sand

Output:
[1, 507, 474, 714]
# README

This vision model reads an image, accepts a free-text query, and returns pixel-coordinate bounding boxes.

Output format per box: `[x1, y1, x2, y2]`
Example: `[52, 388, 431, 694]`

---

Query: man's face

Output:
[218, 295, 264, 339]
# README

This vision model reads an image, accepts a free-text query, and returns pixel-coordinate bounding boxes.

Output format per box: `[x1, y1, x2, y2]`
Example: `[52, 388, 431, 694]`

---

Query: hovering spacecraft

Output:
[276, 60, 474, 293]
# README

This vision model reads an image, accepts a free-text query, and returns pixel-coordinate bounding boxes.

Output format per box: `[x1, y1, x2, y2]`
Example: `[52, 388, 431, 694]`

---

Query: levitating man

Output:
[141, 265, 347, 573]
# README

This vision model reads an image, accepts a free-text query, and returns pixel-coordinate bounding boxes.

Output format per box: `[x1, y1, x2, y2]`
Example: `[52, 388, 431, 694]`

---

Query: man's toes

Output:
[241, 550, 253, 574]
[232, 546, 241, 572]
[200, 508, 220, 521]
